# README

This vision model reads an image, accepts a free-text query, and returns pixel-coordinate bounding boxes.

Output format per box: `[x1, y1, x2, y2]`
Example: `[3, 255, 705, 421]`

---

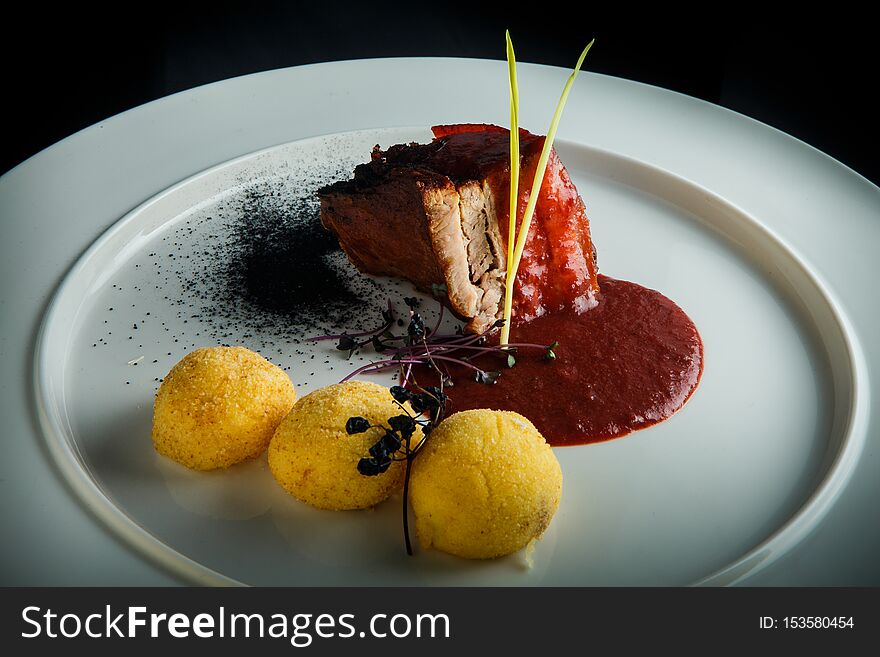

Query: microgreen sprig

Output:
[309, 296, 556, 388]
[310, 300, 399, 358]
[311, 295, 557, 556]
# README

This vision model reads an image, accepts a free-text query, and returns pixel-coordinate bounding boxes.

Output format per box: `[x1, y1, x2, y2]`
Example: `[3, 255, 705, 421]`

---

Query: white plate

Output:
[3, 59, 879, 585]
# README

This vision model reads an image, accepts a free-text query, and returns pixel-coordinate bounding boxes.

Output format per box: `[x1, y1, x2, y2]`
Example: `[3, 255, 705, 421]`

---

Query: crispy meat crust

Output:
[318, 124, 599, 333]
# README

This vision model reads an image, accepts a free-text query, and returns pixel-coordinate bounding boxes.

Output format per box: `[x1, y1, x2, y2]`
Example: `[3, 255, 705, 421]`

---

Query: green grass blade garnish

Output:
[501, 38, 595, 345]
[505, 31, 519, 276]
[508, 38, 594, 285]
[501, 30, 520, 346]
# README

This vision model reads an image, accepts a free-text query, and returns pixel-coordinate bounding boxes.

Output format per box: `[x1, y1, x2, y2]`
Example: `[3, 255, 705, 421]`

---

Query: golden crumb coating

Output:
[152, 346, 297, 470]
[409, 409, 562, 559]
[268, 380, 421, 510]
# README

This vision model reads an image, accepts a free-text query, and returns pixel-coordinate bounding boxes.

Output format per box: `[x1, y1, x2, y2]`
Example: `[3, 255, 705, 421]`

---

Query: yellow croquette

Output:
[268, 380, 421, 510]
[409, 409, 562, 559]
[152, 346, 296, 470]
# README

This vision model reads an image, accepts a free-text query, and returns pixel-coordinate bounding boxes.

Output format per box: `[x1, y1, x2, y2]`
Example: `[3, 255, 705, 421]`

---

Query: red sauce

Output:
[372, 124, 702, 444]
[421, 275, 703, 446]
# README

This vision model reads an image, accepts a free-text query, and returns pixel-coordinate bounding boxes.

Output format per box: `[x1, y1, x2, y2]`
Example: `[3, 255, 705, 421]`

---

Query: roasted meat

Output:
[318, 124, 599, 332]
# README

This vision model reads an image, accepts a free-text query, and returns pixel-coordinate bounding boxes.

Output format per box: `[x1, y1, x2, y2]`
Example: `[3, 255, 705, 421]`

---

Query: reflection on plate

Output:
[34, 128, 868, 585]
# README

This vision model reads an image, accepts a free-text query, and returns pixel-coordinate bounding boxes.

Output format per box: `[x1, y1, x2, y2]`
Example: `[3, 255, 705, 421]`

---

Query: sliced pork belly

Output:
[318, 124, 599, 333]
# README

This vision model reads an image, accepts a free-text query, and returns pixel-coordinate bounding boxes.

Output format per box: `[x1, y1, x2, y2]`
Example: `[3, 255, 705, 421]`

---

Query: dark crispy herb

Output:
[357, 454, 392, 476]
[350, 384, 448, 555]
[407, 313, 425, 340]
[311, 295, 556, 556]
[345, 416, 371, 435]
[388, 414, 416, 436]
[389, 386, 412, 403]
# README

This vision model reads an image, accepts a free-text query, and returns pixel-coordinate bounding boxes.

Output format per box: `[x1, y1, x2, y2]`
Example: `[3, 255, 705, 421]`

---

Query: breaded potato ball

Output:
[152, 346, 296, 470]
[269, 381, 421, 510]
[409, 409, 562, 559]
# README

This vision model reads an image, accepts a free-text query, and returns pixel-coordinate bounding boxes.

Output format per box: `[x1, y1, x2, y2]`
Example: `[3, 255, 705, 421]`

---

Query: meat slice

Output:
[318, 124, 599, 333]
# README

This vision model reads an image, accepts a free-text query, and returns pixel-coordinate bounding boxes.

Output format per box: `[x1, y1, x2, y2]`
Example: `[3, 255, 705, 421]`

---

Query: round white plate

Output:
[3, 59, 879, 586]
[32, 126, 869, 586]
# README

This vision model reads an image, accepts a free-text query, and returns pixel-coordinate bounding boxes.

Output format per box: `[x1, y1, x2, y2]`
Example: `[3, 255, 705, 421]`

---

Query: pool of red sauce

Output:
[423, 275, 703, 446]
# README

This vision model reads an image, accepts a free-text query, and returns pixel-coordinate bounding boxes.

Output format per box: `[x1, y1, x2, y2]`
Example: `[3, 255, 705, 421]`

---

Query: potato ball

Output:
[268, 380, 421, 510]
[409, 409, 562, 559]
[152, 346, 296, 470]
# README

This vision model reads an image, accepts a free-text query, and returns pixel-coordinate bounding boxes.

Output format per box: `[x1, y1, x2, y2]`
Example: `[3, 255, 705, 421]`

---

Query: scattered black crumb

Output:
[90, 139, 409, 388]
[225, 183, 382, 333]
[153, 161, 388, 351]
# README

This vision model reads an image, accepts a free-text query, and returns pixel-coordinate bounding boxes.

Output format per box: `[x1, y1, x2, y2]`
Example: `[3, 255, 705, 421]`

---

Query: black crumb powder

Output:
[95, 146, 402, 387]
[163, 165, 386, 348]
[227, 188, 378, 329]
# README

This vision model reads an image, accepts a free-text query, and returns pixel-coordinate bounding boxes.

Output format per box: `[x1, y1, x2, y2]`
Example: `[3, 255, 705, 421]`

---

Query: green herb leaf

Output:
[501, 37, 595, 344]
[475, 370, 502, 385]
[501, 30, 520, 346]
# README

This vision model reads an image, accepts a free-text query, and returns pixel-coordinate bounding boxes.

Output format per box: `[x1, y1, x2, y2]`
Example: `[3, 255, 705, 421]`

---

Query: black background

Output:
[2, 3, 878, 185]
